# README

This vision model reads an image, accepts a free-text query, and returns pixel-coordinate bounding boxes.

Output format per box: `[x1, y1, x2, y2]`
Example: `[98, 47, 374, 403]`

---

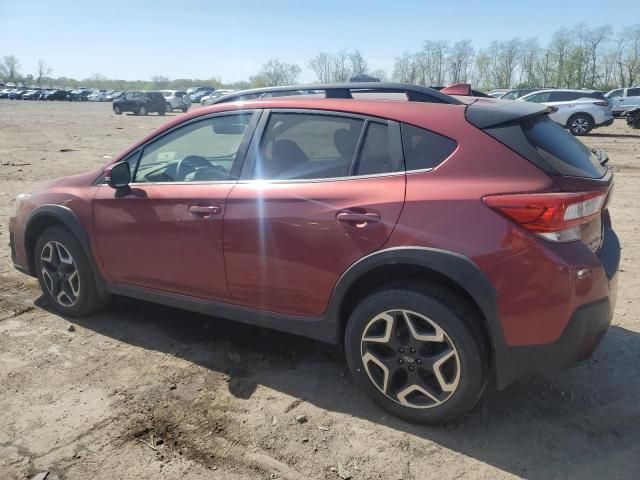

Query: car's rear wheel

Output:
[568, 113, 594, 136]
[345, 286, 487, 425]
[138, 105, 147, 116]
[113, 105, 122, 115]
[35, 226, 110, 317]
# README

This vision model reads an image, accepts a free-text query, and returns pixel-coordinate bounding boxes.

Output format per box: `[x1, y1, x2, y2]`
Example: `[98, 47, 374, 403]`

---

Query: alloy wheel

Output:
[40, 241, 80, 307]
[571, 117, 590, 134]
[360, 309, 460, 409]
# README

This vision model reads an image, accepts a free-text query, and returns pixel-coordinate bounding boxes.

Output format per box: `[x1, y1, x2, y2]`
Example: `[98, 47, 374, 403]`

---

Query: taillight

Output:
[484, 191, 608, 242]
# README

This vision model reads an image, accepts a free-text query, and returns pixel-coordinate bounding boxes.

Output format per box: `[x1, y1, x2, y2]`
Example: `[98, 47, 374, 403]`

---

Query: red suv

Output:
[9, 83, 620, 424]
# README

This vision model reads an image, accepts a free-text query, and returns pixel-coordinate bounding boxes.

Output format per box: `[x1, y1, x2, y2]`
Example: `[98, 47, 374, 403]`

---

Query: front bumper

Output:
[495, 224, 620, 389]
[9, 214, 33, 276]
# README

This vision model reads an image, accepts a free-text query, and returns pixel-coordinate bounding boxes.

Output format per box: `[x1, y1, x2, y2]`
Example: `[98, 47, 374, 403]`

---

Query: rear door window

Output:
[400, 124, 457, 171]
[524, 92, 551, 103]
[254, 113, 364, 180]
[355, 122, 398, 175]
[628, 88, 640, 97]
[549, 91, 578, 102]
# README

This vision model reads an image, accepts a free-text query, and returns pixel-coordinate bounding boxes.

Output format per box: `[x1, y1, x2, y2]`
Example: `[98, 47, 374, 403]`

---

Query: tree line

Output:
[393, 24, 640, 90]
[2, 23, 639, 92]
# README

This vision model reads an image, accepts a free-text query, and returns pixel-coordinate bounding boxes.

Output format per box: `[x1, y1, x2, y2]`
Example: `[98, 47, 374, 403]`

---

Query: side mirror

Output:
[105, 161, 131, 189]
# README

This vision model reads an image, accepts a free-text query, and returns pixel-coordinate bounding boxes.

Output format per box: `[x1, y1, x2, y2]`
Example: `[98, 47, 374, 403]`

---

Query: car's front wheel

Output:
[568, 113, 594, 135]
[35, 226, 109, 317]
[345, 286, 488, 425]
[113, 105, 122, 115]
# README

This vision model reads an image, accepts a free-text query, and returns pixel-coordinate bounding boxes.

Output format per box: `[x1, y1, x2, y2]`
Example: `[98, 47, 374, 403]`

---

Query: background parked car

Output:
[518, 89, 613, 135]
[487, 88, 510, 98]
[21, 89, 42, 100]
[0, 88, 14, 98]
[626, 106, 640, 128]
[159, 90, 192, 112]
[43, 89, 69, 101]
[105, 91, 123, 101]
[498, 88, 549, 100]
[8, 88, 27, 99]
[187, 86, 215, 103]
[606, 87, 640, 116]
[112, 91, 166, 115]
[350, 73, 381, 82]
[88, 90, 111, 102]
[67, 89, 94, 101]
[201, 89, 234, 105]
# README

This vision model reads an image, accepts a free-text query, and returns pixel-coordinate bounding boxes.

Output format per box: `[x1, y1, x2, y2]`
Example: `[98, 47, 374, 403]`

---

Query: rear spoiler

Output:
[440, 83, 491, 98]
[465, 101, 554, 129]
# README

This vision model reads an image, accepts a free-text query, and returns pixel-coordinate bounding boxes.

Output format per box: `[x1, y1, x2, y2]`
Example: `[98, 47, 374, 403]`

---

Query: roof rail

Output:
[210, 82, 465, 106]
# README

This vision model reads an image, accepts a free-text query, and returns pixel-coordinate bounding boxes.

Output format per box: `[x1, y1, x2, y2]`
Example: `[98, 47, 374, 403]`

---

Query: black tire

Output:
[181, 107, 188, 113]
[138, 105, 147, 116]
[159, 108, 165, 116]
[567, 113, 594, 136]
[345, 285, 488, 425]
[35, 226, 110, 317]
[113, 105, 122, 115]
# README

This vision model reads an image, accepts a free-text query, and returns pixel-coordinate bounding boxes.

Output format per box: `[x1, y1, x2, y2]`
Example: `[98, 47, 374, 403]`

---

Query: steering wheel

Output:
[175, 155, 211, 180]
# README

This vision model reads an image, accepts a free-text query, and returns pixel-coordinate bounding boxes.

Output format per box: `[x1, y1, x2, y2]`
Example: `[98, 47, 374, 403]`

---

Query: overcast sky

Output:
[1, 0, 638, 83]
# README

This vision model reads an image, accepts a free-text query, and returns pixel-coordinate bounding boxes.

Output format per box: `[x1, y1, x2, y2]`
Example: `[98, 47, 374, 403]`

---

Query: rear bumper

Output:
[495, 224, 620, 389]
[497, 296, 613, 387]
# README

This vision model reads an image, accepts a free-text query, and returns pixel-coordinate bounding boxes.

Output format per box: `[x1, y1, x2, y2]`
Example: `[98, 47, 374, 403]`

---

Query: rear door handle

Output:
[336, 211, 381, 225]
[189, 205, 222, 216]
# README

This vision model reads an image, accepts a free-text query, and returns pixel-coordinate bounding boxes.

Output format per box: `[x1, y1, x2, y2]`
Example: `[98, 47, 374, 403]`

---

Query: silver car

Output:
[201, 89, 235, 106]
[159, 90, 192, 112]
[518, 89, 614, 135]
[606, 87, 640, 116]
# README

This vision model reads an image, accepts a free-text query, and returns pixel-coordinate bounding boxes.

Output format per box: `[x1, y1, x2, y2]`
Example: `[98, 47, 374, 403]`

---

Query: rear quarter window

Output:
[400, 124, 457, 171]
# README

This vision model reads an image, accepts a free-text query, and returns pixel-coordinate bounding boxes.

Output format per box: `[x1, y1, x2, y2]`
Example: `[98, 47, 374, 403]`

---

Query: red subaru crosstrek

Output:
[9, 83, 620, 424]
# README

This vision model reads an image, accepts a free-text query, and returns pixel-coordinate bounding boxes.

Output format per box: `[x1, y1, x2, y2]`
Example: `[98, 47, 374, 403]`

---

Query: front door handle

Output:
[189, 205, 221, 216]
[336, 211, 381, 225]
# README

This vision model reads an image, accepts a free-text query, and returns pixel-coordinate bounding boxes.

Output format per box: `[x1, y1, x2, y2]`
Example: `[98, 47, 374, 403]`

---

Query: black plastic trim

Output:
[105, 247, 505, 355]
[599, 223, 621, 280]
[465, 100, 551, 129]
[498, 297, 612, 388]
[324, 247, 505, 349]
[107, 283, 337, 343]
[24, 205, 107, 295]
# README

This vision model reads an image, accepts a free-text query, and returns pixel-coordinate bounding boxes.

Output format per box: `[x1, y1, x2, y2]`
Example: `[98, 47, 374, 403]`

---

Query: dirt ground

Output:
[0, 100, 639, 480]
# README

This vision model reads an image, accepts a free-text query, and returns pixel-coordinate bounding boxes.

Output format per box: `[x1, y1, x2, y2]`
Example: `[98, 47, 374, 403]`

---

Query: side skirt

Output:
[107, 283, 339, 344]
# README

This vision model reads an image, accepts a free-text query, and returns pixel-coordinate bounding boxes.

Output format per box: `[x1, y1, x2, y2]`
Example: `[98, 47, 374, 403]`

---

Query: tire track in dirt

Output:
[0, 274, 39, 321]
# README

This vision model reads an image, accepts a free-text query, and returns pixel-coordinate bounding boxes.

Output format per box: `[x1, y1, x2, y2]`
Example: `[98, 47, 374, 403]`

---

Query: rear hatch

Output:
[466, 99, 614, 258]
